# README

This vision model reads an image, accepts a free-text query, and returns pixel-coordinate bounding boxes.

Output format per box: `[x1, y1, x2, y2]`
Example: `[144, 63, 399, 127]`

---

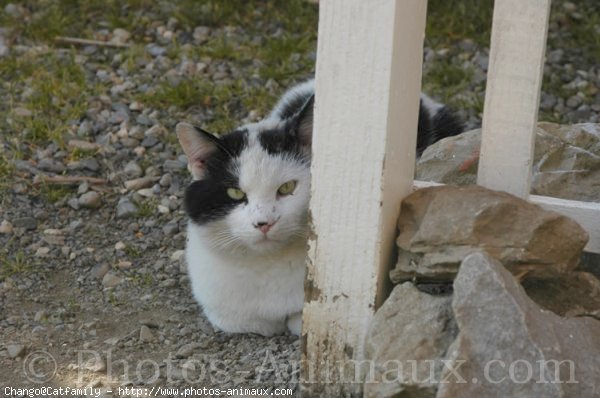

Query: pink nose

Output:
[255, 221, 275, 234]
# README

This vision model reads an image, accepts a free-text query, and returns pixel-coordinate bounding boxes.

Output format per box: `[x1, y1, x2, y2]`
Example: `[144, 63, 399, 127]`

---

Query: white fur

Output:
[185, 125, 309, 336]
[268, 79, 315, 121]
[420, 93, 444, 117]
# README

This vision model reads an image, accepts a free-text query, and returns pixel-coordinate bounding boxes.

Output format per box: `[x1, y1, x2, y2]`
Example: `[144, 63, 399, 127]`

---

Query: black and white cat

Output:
[176, 79, 462, 336]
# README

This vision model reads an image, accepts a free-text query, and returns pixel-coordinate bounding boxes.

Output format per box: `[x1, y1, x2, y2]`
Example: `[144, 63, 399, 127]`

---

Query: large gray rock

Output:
[391, 186, 588, 283]
[364, 283, 456, 398]
[437, 252, 600, 398]
[416, 122, 600, 202]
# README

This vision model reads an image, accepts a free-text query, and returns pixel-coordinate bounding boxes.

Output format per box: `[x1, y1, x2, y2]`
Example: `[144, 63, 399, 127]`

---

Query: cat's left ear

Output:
[293, 94, 314, 147]
[176, 122, 219, 180]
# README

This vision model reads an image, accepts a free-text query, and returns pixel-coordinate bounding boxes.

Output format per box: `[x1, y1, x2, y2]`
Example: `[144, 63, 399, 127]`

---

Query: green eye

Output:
[277, 180, 297, 196]
[227, 187, 246, 200]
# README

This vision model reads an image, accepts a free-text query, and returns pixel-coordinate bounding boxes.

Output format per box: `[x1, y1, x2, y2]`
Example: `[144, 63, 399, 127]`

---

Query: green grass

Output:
[0, 250, 31, 280]
[0, 50, 103, 147]
[426, 0, 494, 47]
[39, 184, 76, 203]
[0, 0, 598, 157]
[123, 244, 143, 258]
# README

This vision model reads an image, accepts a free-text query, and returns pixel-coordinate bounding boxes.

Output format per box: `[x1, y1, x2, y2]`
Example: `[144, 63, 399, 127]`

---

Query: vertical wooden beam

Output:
[477, 0, 551, 197]
[301, 1, 427, 396]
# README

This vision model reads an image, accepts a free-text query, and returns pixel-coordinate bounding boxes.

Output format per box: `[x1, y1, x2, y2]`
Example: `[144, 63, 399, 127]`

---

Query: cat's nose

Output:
[254, 221, 275, 234]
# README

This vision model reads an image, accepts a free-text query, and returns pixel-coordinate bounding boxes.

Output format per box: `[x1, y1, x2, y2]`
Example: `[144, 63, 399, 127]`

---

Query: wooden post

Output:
[301, 1, 427, 396]
[477, 0, 551, 197]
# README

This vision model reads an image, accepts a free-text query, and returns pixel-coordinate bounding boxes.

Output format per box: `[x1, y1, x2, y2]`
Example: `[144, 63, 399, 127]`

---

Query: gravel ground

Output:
[0, 1, 598, 397]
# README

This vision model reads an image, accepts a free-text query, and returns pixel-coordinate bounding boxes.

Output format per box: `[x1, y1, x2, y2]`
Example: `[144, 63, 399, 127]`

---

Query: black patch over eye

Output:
[183, 129, 248, 225]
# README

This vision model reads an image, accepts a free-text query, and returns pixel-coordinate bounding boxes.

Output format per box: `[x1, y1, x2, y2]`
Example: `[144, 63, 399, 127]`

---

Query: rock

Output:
[116, 198, 137, 219]
[84, 356, 107, 373]
[67, 197, 80, 210]
[34, 310, 46, 322]
[162, 222, 179, 236]
[38, 158, 66, 173]
[124, 160, 143, 178]
[193, 26, 210, 43]
[139, 325, 155, 342]
[364, 283, 456, 398]
[35, 247, 51, 257]
[111, 28, 130, 45]
[171, 250, 185, 262]
[102, 272, 122, 288]
[90, 263, 111, 279]
[416, 122, 600, 202]
[159, 173, 172, 187]
[0, 220, 13, 234]
[78, 191, 102, 209]
[13, 107, 32, 117]
[146, 44, 166, 57]
[124, 177, 158, 191]
[390, 186, 588, 283]
[158, 205, 170, 214]
[42, 229, 65, 245]
[68, 139, 101, 151]
[129, 101, 143, 111]
[137, 188, 154, 198]
[141, 135, 159, 147]
[176, 343, 200, 359]
[6, 344, 25, 358]
[522, 271, 600, 318]
[114, 241, 126, 251]
[437, 252, 600, 398]
[77, 120, 93, 137]
[77, 181, 89, 194]
[13, 217, 37, 230]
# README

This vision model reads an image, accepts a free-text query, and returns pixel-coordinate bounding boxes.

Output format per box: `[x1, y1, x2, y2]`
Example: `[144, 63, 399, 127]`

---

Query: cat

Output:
[176, 79, 462, 336]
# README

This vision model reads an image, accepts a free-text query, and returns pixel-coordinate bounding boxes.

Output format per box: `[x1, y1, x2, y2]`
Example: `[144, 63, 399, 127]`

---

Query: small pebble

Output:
[102, 272, 122, 288]
[0, 220, 13, 234]
[79, 191, 102, 209]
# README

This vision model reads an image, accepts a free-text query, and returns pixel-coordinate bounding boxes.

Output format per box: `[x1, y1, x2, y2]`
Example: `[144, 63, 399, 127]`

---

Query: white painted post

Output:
[477, 0, 551, 197]
[301, 0, 427, 396]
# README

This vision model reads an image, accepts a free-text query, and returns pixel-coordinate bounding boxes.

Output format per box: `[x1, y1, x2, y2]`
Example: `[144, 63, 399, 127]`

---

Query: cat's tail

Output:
[417, 94, 464, 156]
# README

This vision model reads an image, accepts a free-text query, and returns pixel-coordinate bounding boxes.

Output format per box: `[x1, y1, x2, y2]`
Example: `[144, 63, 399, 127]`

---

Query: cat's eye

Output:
[227, 187, 246, 200]
[277, 180, 297, 196]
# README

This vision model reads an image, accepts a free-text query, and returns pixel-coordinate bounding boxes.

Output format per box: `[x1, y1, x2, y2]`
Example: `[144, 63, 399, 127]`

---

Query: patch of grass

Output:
[39, 184, 76, 204]
[124, 244, 143, 258]
[107, 290, 124, 306]
[423, 58, 475, 103]
[131, 272, 153, 288]
[0, 0, 153, 43]
[136, 198, 157, 218]
[547, 4, 600, 65]
[426, 0, 494, 48]
[0, 250, 32, 279]
[0, 51, 103, 147]
[143, 79, 215, 109]
[67, 148, 98, 162]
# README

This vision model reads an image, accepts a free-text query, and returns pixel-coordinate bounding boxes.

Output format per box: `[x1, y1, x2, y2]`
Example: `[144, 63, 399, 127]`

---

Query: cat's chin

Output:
[246, 237, 289, 254]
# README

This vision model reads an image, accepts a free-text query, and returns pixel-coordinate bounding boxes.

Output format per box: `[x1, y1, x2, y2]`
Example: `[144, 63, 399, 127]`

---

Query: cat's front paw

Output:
[286, 312, 302, 336]
[208, 313, 286, 337]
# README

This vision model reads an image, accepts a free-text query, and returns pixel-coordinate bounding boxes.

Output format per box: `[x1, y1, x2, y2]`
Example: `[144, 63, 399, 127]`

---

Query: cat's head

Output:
[177, 95, 313, 255]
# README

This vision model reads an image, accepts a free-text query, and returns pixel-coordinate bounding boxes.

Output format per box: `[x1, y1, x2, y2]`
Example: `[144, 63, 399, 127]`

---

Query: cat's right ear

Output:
[176, 122, 219, 180]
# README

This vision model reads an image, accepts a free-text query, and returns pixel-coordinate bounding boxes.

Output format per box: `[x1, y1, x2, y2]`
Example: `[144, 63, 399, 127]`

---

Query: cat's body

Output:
[177, 79, 462, 336]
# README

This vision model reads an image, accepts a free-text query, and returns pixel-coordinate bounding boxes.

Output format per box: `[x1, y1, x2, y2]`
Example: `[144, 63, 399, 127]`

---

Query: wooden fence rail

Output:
[302, 0, 600, 396]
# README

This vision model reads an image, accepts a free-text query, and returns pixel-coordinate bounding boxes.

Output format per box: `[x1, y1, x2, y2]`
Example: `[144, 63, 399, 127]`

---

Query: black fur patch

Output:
[184, 129, 248, 225]
[417, 104, 463, 156]
[258, 121, 310, 162]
